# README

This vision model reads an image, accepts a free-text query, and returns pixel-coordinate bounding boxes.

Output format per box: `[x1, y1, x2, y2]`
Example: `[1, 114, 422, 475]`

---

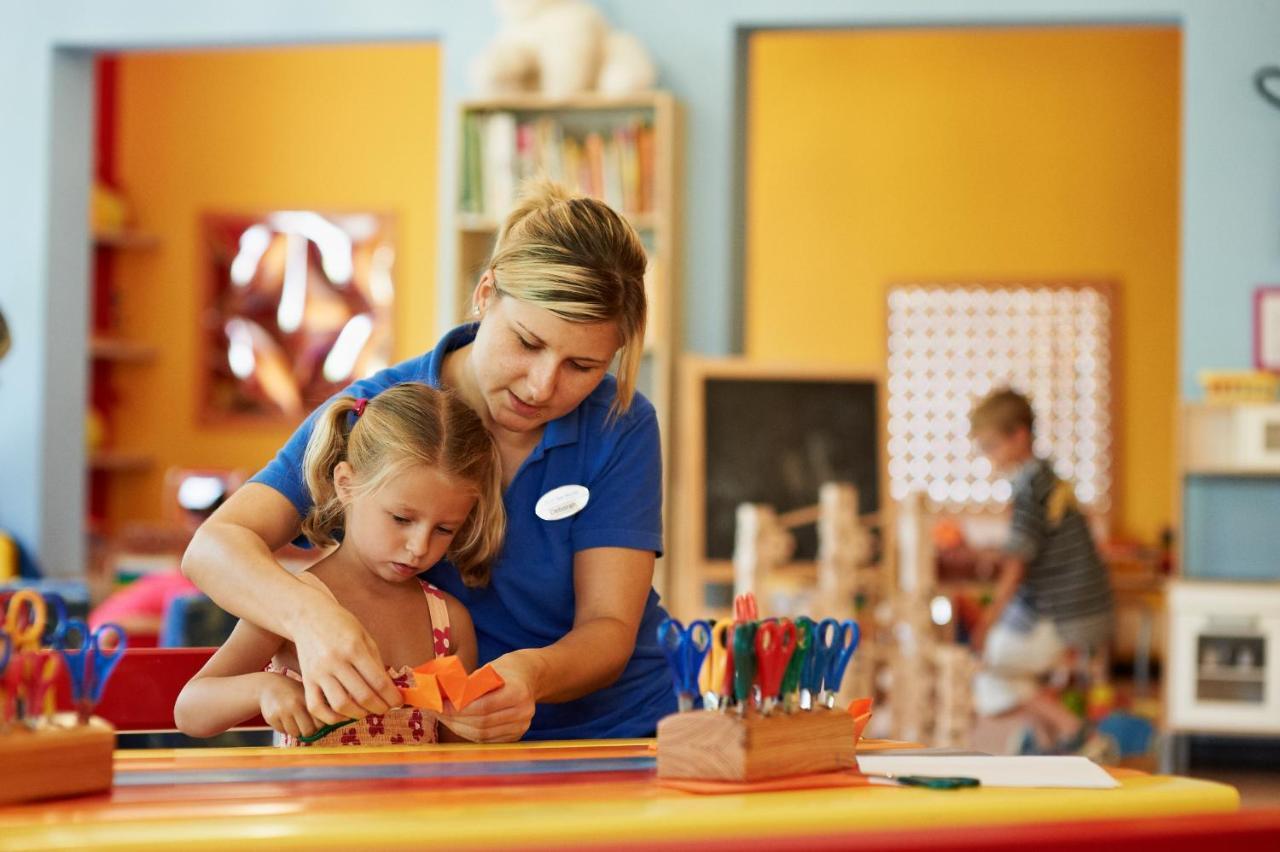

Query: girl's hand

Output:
[436, 651, 543, 743]
[259, 674, 320, 739]
[291, 575, 402, 724]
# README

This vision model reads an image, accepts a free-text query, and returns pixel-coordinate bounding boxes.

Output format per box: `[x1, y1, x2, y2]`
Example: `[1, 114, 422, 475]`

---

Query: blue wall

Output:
[2, 0, 1279, 579]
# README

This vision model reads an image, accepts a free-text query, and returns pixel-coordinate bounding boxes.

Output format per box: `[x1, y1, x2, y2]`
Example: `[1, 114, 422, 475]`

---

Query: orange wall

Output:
[110, 43, 439, 528]
[746, 26, 1180, 543]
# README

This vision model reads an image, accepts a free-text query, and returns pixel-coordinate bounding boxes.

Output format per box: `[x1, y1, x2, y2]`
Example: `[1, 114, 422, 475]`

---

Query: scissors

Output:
[730, 620, 759, 716]
[699, 619, 734, 711]
[815, 619, 860, 709]
[0, 629, 12, 727]
[780, 616, 814, 713]
[755, 618, 797, 715]
[733, 593, 758, 623]
[3, 591, 64, 727]
[57, 618, 127, 724]
[657, 618, 711, 712]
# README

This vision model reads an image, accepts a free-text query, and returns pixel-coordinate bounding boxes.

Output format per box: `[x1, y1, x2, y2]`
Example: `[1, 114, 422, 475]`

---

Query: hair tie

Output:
[352, 397, 368, 418]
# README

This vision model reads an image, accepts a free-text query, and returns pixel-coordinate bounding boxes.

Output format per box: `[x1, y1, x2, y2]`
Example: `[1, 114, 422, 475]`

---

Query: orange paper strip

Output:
[457, 664, 505, 710]
[399, 674, 443, 712]
[413, 656, 468, 706]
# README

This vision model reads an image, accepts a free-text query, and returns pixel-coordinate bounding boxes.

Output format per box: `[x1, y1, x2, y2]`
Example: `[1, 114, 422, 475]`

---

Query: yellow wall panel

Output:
[109, 43, 439, 528]
[746, 26, 1179, 542]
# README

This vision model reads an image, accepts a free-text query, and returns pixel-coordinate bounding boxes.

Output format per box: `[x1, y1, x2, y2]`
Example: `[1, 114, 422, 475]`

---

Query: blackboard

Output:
[703, 376, 879, 561]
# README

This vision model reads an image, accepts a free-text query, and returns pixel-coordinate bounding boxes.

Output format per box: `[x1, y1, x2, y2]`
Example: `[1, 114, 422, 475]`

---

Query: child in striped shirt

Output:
[969, 388, 1114, 754]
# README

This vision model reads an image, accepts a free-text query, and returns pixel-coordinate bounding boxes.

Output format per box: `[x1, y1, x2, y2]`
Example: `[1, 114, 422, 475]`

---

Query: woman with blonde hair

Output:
[182, 179, 673, 740]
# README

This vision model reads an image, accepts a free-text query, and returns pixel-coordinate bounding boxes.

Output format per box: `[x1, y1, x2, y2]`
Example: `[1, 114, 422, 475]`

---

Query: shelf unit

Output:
[454, 92, 682, 596]
[88, 230, 159, 532]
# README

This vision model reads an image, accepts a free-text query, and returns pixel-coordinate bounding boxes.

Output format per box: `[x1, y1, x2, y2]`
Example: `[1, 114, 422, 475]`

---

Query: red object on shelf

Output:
[51, 647, 264, 731]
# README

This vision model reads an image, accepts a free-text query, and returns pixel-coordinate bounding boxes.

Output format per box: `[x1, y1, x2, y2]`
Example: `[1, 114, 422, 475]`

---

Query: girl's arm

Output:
[175, 620, 313, 739]
[181, 483, 402, 725]
[438, 546, 651, 742]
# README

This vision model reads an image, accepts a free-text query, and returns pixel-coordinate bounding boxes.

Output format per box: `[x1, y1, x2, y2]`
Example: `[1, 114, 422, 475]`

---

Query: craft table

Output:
[0, 737, 1255, 851]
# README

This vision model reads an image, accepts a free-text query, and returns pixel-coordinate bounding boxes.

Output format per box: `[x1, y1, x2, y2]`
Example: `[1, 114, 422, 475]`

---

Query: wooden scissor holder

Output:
[0, 714, 115, 805]
[656, 707, 856, 782]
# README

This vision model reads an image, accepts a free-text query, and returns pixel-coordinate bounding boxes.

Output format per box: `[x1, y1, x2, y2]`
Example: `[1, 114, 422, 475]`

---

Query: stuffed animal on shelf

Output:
[471, 0, 657, 98]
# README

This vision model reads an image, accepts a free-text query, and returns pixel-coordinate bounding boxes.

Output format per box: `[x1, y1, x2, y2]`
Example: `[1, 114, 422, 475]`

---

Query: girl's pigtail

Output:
[300, 396, 361, 547]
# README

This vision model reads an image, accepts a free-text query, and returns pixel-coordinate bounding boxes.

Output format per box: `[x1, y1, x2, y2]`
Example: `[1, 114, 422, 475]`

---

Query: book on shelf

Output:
[461, 111, 656, 223]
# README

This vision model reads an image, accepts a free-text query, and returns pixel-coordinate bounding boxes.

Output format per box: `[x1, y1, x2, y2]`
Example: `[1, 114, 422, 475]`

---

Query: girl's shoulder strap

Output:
[418, 580, 453, 655]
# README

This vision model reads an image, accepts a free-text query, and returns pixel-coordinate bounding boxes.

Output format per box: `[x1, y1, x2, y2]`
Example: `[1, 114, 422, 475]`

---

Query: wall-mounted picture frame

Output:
[1253, 285, 1280, 372]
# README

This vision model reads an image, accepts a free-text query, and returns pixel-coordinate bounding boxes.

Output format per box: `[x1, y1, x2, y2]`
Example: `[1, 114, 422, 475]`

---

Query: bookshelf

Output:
[455, 91, 681, 596]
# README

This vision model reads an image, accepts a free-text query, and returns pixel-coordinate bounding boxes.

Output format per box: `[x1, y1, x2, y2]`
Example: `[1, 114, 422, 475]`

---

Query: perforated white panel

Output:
[886, 285, 1111, 512]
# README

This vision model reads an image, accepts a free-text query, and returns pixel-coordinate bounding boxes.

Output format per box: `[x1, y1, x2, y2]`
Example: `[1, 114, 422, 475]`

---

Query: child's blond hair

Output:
[300, 383, 505, 587]
[971, 387, 1036, 437]
[486, 178, 647, 419]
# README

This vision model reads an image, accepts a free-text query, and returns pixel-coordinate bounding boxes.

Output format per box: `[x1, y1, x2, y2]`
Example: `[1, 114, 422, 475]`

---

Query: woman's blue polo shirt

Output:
[249, 323, 676, 739]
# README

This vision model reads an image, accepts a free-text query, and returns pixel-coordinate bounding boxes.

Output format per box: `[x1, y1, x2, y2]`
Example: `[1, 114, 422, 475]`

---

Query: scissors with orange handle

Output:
[699, 618, 734, 711]
[3, 590, 64, 728]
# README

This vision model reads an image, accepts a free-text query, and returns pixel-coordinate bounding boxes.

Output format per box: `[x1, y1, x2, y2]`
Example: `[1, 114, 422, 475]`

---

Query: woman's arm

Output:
[437, 546, 652, 742]
[174, 620, 310, 738]
[181, 483, 402, 724]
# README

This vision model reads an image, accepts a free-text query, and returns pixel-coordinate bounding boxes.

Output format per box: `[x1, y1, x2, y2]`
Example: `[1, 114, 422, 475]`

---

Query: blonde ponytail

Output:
[300, 395, 361, 548]
[486, 177, 648, 418]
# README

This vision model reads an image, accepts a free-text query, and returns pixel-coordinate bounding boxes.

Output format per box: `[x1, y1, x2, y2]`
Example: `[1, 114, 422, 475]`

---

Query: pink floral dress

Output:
[268, 580, 453, 747]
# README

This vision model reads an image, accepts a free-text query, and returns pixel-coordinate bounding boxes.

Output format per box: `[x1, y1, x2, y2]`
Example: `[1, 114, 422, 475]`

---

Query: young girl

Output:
[175, 383, 505, 745]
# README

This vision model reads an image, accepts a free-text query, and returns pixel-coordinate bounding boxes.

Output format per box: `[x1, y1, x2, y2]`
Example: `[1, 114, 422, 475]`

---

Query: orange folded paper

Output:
[399, 674, 443, 712]
[459, 664, 505, 709]
[409, 657, 506, 710]
[414, 656, 469, 706]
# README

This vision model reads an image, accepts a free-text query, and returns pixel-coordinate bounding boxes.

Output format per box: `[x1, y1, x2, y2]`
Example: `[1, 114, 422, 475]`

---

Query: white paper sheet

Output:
[856, 755, 1120, 789]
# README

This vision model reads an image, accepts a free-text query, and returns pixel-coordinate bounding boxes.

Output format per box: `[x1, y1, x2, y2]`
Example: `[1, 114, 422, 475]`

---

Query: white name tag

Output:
[536, 484, 590, 521]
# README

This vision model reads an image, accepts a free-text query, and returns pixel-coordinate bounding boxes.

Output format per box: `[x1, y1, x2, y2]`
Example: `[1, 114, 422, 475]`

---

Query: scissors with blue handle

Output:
[657, 618, 711, 712]
[816, 619, 860, 709]
[0, 629, 12, 727]
[39, 592, 70, 648]
[57, 618, 127, 724]
[800, 618, 838, 710]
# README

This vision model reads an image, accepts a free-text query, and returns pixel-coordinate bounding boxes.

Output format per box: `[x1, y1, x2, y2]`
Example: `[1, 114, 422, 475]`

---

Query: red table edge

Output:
[569, 808, 1280, 852]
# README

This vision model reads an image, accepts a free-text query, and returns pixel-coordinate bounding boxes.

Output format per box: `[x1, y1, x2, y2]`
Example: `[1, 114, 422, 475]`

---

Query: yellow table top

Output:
[0, 739, 1240, 850]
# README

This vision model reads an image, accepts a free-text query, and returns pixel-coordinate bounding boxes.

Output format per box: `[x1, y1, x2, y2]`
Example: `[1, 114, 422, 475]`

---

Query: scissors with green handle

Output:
[862, 771, 980, 789]
[731, 620, 758, 716]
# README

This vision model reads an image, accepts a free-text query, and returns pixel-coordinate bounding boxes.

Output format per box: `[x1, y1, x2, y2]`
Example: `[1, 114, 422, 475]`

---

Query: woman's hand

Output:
[291, 575, 403, 724]
[259, 674, 320, 739]
[436, 651, 544, 742]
